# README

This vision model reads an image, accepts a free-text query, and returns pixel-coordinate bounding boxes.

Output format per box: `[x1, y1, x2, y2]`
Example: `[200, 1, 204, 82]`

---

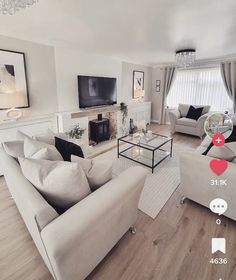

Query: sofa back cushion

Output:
[71, 155, 112, 191]
[19, 158, 91, 210]
[207, 142, 236, 161]
[2, 140, 24, 159]
[178, 104, 210, 117]
[24, 137, 63, 161]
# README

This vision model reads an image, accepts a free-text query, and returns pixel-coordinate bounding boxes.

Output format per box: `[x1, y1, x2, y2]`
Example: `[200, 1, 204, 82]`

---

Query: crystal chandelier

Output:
[0, 0, 38, 15]
[175, 49, 196, 68]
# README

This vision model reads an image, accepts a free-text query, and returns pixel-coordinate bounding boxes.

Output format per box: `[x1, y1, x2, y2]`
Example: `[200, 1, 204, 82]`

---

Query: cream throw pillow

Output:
[19, 158, 91, 209]
[24, 137, 63, 161]
[71, 155, 112, 191]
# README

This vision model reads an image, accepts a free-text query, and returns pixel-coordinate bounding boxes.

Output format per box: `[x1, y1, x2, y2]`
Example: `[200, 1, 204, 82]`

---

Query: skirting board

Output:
[151, 119, 160, 124]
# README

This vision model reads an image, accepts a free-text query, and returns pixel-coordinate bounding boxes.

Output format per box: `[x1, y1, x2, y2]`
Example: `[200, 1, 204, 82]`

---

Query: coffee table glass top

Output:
[119, 133, 172, 151]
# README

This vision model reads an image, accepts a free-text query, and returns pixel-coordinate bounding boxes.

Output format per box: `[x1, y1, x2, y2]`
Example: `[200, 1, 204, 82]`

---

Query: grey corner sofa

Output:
[168, 104, 211, 138]
[179, 138, 236, 221]
[0, 147, 148, 280]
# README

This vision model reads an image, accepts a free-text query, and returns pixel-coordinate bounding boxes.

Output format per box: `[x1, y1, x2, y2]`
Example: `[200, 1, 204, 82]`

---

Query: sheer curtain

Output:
[167, 67, 233, 112]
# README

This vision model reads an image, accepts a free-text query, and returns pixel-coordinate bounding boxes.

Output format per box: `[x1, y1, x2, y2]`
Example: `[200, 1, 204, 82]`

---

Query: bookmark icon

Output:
[211, 238, 226, 254]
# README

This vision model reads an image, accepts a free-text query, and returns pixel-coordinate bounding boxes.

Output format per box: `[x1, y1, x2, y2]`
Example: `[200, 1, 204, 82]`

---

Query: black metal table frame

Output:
[117, 133, 173, 173]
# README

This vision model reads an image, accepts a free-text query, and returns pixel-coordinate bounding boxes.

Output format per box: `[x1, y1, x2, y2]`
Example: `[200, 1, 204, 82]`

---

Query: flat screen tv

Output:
[78, 75, 117, 108]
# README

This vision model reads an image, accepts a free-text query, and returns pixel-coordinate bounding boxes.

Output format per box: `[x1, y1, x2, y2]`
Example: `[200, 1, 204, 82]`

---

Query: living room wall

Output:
[121, 62, 152, 103]
[54, 47, 123, 112]
[0, 35, 58, 118]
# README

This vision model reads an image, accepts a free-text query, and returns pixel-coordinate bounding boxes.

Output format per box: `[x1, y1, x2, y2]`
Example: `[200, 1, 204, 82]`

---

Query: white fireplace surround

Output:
[56, 101, 151, 148]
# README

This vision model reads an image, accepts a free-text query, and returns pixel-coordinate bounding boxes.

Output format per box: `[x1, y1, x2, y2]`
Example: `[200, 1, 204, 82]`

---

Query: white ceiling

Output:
[0, 0, 236, 65]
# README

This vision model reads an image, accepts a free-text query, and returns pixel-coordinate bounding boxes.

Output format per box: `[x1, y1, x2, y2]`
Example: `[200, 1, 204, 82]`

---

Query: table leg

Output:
[170, 138, 173, 157]
[117, 139, 120, 158]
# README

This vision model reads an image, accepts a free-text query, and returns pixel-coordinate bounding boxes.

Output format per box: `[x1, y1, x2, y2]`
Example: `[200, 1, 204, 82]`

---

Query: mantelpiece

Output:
[56, 101, 151, 153]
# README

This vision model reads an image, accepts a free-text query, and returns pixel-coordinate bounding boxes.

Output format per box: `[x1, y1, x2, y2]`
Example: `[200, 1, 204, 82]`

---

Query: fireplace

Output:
[89, 118, 110, 143]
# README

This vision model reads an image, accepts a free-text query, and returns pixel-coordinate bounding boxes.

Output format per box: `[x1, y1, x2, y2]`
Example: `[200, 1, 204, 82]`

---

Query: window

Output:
[167, 67, 232, 112]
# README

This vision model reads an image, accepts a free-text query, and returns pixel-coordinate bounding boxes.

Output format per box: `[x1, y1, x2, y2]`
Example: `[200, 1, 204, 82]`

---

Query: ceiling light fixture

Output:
[0, 0, 38, 15]
[175, 49, 196, 68]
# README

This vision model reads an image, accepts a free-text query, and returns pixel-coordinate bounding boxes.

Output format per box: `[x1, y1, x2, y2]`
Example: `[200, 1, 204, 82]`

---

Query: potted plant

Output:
[67, 124, 86, 140]
[120, 102, 128, 135]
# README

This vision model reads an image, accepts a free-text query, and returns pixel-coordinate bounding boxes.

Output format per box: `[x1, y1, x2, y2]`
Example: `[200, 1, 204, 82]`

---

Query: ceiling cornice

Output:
[152, 53, 236, 69]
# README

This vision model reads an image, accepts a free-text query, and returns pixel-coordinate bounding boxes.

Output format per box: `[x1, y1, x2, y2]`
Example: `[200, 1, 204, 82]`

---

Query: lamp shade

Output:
[0, 93, 26, 109]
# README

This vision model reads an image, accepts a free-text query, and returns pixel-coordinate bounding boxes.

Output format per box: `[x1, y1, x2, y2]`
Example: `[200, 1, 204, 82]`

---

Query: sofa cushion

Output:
[24, 137, 63, 161]
[178, 104, 210, 117]
[186, 106, 203, 120]
[207, 142, 236, 162]
[55, 137, 84, 161]
[2, 141, 24, 159]
[16, 130, 31, 141]
[71, 155, 112, 191]
[176, 117, 197, 127]
[19, 158, 91, 210]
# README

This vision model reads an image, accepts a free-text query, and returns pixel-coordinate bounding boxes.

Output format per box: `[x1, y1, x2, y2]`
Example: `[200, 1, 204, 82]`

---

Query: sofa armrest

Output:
[179, 152, 236, 219]
[41, 166, 149, 280]
[168, 109, 181, 133]
[197, 113, 210, 125]
[195, 113, 210, 137]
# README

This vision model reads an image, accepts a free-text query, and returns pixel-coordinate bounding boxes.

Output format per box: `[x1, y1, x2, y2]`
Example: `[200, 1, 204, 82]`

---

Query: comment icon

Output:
[209, 198, 228, 216]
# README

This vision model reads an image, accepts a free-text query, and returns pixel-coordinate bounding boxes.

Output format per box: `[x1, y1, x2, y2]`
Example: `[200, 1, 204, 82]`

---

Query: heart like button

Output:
[210, 159, 228, 176]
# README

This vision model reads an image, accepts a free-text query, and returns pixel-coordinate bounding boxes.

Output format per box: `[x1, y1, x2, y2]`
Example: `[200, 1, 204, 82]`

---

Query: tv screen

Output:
[78, 75, 117, 108]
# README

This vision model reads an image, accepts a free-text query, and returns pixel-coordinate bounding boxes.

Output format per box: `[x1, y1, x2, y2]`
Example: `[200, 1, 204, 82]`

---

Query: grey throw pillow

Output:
[71, 155, 113, 191]
[19, 158, 91, 209]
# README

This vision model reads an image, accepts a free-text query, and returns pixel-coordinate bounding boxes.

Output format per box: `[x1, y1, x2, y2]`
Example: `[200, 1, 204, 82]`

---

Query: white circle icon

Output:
[210, 198, 228, 216]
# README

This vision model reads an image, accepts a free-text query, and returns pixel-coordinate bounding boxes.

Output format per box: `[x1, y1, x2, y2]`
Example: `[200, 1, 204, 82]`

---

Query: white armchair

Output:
[168, 104, 211, 138]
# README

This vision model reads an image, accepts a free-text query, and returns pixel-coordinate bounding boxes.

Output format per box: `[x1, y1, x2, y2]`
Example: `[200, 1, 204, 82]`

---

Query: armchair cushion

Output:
[176, 117, 197, 127]
[178, 104, 210, 117]
[186, 105, 203, 120]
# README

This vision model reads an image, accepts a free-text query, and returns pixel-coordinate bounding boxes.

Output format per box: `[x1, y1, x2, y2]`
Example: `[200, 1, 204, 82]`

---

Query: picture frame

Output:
[133, 70, 144, 99]
[156, 80, 161, 92]
[0, 49, 29, 108]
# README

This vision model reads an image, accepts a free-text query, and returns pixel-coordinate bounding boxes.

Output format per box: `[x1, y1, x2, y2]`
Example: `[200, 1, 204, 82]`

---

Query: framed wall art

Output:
[0, 49, 29, 109]
[133, 70, 144, 99]
[156, 80, 161, 92]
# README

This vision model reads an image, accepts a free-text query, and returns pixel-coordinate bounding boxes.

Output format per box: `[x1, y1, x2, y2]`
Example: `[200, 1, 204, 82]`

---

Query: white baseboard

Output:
[151, 119, 160, 124]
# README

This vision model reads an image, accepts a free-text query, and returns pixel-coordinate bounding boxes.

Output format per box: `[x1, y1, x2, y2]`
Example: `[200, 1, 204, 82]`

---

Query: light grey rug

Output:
[96, 143, 194, 219]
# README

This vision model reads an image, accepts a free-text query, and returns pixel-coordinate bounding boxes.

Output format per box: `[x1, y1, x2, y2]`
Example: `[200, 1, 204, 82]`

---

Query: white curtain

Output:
[220, 62, 236, 113]
[167, 67, 233, 112]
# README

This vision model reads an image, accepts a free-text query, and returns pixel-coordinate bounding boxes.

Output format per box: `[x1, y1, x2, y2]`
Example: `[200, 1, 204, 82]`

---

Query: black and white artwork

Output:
[133, 71, 144, 99]
[156, 80, 161, 92]
[0, 49, 29, 108]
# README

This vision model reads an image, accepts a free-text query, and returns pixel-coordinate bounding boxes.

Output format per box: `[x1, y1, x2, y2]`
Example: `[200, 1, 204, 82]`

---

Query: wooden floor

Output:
[1, 124, 236, 280]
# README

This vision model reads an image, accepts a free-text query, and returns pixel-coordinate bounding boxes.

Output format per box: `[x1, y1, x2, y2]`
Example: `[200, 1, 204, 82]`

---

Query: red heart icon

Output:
[210, 159, 228, 176]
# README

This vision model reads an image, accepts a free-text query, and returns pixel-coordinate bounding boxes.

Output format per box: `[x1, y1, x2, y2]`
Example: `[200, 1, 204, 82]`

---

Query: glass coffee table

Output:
[117, 132, 173, 173]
